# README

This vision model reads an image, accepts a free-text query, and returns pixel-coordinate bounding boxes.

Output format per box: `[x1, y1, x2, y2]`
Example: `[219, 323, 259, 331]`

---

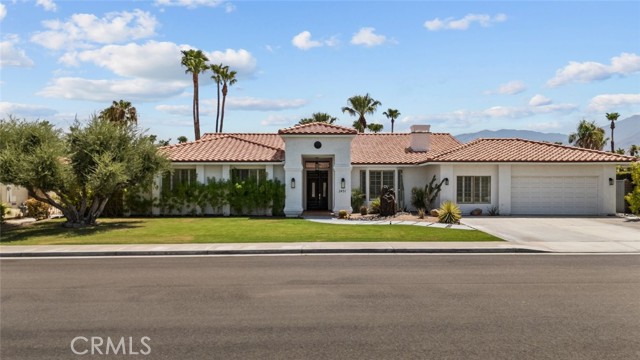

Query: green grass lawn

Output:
[0, 217, 502, 245]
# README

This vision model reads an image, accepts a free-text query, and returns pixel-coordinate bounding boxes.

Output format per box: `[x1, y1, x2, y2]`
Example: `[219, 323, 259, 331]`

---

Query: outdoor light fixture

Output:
[341, 178, 346, 189]
[609, 178, 614, 186]
[291, 178, 296, 189]
[444, 177, 449, 186]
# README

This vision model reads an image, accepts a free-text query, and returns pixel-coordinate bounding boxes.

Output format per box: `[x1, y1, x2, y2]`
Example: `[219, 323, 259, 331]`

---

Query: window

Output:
[231, 169, 266, 182]
[162, 169, 196, 191]
[456, 176, 491, 203]
[369, 170, 394, 199]
[360, 170, 366, 195]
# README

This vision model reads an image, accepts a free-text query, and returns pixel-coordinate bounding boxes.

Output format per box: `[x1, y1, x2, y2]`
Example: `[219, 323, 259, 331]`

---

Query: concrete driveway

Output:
[462, 216, 640, 253]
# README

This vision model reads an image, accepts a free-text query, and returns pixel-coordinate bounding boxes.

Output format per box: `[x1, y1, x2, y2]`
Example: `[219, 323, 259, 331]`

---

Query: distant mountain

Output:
[601, 114, 640, 152]
[455, 129, 567, 144]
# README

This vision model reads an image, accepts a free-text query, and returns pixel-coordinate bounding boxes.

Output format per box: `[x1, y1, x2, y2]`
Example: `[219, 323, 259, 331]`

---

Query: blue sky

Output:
[1, 0, 639, 142]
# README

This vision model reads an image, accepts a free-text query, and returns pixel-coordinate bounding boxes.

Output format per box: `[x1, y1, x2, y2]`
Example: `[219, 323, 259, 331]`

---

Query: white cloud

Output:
[31, 9, 158, 50]
[424, 13, 507, 31]
[38, 77, 186, 102]
[547, 52, 640, 87]
[0, 3, 6, 21]
[588, 93, 640, 112]
[224, 2, 236, 13]
[529, 94, 552, 107]
[260, 115, 296, 127]
[0, 102, 58, 118]
[155, 104, 215, 116]
[154, 0, 227, 9]
[485, 80, 526, 95]
[36, 0, 57, 12]
[350, 27, 387, 47]
[292, 31, 323, 50]
[0, 35, 34, 68]
[205, 48, 257, 77]
[525, 121, 561, 131]
[226, 97, 308, 111]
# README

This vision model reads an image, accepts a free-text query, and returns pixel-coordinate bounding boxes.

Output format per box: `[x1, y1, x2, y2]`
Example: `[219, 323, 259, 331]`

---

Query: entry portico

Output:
[278, 123, 356, 217]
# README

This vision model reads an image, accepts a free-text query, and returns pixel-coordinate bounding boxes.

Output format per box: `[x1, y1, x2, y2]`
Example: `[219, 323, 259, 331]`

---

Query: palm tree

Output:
[181, 49, 209, 140]
[218, 66, 237, 133]
[367, 123, 384, 133]
[341, 93, 381, 133]
[209, 63, 225, 133]
[629, 145, 639, 157]
[568, 119, 608, 150]
[382, 108, 400, 133]
[298, 112, 338, 125]
[606, 112, 620, 153]
[99, 100, 137, 125]
[177, 136, 188, 143]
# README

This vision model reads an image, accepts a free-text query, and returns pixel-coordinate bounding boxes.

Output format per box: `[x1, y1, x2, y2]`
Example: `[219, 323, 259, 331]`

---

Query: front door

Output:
[306, 171, 329, 210]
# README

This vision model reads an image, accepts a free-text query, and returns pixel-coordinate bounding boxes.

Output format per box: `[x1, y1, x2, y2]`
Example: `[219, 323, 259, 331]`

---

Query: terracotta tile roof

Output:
[278, 122, 358, 135]
[351, 133, 462, 165]
[432, 138, 636, 163]
[161, 134, 284, 162]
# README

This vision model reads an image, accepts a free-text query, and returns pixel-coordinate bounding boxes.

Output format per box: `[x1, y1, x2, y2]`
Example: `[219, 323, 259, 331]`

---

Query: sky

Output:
[1, 0, 639, 142]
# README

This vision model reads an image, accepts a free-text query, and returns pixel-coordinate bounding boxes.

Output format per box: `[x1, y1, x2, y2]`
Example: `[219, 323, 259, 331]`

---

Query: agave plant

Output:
[438, 201, 462, 224]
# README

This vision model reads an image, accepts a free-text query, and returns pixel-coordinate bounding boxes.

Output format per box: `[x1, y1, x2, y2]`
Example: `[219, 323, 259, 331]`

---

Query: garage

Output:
[511, 176, 599, 215]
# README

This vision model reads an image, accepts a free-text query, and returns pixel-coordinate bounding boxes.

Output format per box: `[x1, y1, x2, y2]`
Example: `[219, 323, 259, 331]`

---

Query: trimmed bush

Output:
[438, 201, 462, 224]
[25, 198, 50, 220]
[338, 209, 349, 219]
[351, 188, 365, 211]
[359, 205, 368, 215]
[368, 198, 381, 214]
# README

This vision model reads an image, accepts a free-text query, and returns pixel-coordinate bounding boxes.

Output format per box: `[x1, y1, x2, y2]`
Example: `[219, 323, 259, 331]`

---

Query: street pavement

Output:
[1, 255, 639, 359]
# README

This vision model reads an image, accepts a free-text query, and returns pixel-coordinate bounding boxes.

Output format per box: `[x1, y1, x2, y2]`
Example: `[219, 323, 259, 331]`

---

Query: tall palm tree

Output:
[99, 100, 137, 125]
[218, 66, 237, 133]
[181, 49, 209, 140]
[367, 123, 384, 133]
[298, 112, 338, 125]
[382, 108, 400, 133]
[630, 144, 639, 157]
[209, 63, 225, 133]
[341, 93, 381, 133]
[568, 119, 608, 150]
[606, 112, 620, 153]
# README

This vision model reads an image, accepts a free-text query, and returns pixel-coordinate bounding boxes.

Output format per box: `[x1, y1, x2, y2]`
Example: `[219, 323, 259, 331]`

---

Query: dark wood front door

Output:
[306, 171, 329, 210]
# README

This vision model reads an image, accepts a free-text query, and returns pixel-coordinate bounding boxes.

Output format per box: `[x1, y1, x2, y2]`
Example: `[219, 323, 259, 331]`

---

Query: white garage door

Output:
[511, 176, 599, 215]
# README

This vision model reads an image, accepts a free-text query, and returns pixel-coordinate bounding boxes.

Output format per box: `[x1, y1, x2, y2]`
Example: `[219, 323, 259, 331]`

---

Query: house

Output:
[0, 183, 29, 208]
[158, 122, 634, 216]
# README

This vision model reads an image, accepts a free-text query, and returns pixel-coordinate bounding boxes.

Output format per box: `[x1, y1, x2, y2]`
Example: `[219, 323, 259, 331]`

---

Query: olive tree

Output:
[0, 116, 169, 226]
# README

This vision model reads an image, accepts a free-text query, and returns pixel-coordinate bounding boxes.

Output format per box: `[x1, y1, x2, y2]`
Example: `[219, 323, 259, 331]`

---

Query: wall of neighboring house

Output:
[0, 183, 29, 208]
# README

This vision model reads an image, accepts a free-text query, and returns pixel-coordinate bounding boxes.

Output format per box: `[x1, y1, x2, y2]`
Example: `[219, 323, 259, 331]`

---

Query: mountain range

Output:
[455, 114, 639, 152]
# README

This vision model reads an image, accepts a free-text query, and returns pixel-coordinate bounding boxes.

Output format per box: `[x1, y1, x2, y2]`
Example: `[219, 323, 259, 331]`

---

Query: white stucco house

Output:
[159, 122, 634, 216]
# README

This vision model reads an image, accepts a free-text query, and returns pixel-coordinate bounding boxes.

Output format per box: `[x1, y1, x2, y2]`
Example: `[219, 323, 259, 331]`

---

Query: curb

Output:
[0, 247, 548, 258]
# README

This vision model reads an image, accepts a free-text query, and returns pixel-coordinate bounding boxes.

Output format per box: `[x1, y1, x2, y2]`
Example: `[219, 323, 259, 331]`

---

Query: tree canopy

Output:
[0, 116, 169, 226]
[298, 112, 338, 125]
[99, 100, 138, 125]
[568, 119, 607, 150]
[341, 94, 381, 133]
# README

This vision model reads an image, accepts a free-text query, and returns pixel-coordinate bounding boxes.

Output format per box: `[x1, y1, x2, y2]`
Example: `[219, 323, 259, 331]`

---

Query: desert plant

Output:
[360, 205, 368, 215]
[438, 201, 462, 224]
[369, 198, 381, 214]
[410, 187, 425, 210]
[625, 162, 640, 214]
[351, 188, 366, 211]
[25, 198, 50, 220]
[417, 208, 425, 219]
[338, 209, 349, 219]
[0, 202, 8, 223]
[487, 205, 500, 216]
[424, 175, 446, 210]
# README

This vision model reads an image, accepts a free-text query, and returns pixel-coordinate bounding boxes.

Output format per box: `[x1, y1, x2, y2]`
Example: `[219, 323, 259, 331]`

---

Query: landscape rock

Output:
[430, 209, 440, 217]
[470, 208, 483, 216]
[379, 186, 397, 217]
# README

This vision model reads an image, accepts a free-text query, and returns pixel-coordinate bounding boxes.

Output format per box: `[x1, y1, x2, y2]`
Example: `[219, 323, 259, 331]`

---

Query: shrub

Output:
[368, 198, 380, 214]
[0, 202, 8, 223]
[351, 188, 365, 211]
[338, 209, 349, 219]
[417, 208, 425, 219]
[359, 205, 368, 215]
[438, 201, 462, 224]
[410, 187, 425, 210]
[625, 162, 640, 214]
[487, 205, 500, 216]
[25, 198, 50, 220]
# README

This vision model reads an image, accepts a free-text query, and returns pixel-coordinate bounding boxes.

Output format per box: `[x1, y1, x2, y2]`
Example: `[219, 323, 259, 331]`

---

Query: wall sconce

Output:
[341, 178, 346, 189]
[291, 178, 296, 189]
[609, 178, 614, 186]
[444, 178, 449, 186]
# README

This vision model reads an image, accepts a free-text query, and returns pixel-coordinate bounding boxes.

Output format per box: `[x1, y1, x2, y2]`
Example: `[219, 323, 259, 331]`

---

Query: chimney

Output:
[410, 125, 431, 152]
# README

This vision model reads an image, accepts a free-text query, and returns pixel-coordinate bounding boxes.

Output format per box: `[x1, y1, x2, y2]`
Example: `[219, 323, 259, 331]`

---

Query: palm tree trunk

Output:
[610, 122, 615, 153]
[358, 115, 366, 133]
[193, 73, 201, 140]
[220, 84, 227, 133]
[215, 82, 221, 133]
[391, 119, 394, 133]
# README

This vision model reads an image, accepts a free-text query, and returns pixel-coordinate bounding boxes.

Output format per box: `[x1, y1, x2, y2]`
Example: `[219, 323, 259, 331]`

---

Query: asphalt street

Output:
[1, 255, 639, 359]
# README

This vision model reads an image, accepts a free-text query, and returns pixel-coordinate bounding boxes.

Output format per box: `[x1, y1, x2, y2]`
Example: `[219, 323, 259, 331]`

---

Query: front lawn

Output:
[0, 217, 502, 245]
